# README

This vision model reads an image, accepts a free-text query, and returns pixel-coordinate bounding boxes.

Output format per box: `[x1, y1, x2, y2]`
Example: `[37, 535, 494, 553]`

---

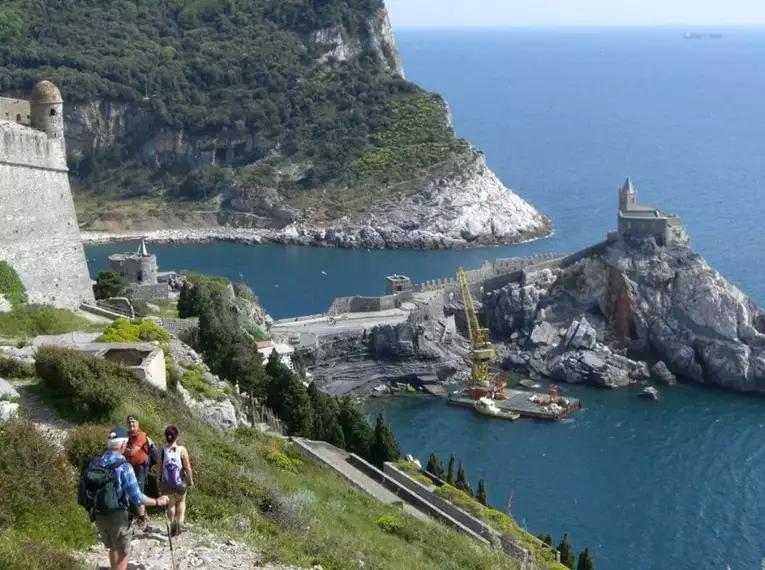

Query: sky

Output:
[385, 0, 765, 28]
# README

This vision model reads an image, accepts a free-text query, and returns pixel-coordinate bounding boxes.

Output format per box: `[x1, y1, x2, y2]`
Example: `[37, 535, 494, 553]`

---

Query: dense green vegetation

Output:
[0, 0, 469, 207]
[96, 318, 172, 343]
[0, 261, 27, 308]
[92, 271, 127, 300]
[2, 345, 522, 569]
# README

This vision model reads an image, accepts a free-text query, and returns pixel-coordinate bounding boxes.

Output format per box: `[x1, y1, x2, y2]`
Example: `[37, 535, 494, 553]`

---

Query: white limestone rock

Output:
[0, 401, 19, 422]
[0, 378, 20, 399]
[178, 385, 238, 432]
[0, 294, 11, 313]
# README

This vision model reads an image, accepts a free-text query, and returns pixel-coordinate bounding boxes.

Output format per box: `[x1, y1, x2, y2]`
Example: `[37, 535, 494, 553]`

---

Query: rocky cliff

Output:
[484, 236, 765, 393]
[49, 2, 550, 249]
[304, 319, 470, 396]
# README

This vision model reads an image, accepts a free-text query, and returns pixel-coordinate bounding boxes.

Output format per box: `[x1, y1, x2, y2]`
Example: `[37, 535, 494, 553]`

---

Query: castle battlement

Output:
[0, 120, 67, 171]
[0, 80, 94, 310]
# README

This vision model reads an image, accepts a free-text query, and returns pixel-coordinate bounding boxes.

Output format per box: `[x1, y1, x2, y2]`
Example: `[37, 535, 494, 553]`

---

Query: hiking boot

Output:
[175, 522, 189, 535]
[169, 521, 179, 537]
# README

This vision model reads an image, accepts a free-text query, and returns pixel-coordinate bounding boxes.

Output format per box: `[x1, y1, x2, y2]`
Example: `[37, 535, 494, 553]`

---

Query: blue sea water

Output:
[86, 28, 765, 570]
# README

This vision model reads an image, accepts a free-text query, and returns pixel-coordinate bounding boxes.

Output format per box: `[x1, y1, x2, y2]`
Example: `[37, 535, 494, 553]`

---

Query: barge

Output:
[447, 386, 581, 421]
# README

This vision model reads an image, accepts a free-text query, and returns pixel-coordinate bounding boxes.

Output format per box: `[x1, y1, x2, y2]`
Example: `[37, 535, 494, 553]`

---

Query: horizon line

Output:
[391, 23, 765, 30]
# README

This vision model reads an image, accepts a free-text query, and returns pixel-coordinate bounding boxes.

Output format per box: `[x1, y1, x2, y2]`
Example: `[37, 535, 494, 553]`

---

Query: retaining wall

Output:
[129, 283, 169, 301]
[151, 317, 198, 340]
[346, 454, 492, 546]
[383, 463, 534, 563]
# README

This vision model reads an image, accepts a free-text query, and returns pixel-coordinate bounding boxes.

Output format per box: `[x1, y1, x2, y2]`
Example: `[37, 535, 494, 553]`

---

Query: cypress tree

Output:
[265, 352, 313, 437]
[557, 534, 576, 570]
[370, 409, 401, 468]
[446, 454, 456, 485]
[476, 478, 488, 506]
[576, 547, 595, 570]
[455, 461, 471, 494]
[426, 451, 446, 479]
[337, 397, 373, 459]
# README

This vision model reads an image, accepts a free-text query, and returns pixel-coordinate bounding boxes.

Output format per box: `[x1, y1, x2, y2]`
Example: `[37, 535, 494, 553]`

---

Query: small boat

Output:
[639, 386, 660, 401]
[474, 397, 521, 421]
[321, 271, 327, 275]
[519, 379, 542, 390]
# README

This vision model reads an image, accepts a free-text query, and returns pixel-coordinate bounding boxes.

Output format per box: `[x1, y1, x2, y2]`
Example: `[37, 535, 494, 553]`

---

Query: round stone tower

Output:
[30, 80, 64, 140]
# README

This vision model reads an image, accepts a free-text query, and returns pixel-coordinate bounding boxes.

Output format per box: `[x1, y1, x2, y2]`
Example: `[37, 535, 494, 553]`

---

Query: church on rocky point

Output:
[608, 177, 689, 246]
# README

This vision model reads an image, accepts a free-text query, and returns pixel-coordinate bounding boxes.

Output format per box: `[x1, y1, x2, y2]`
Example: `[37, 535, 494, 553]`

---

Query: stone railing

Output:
[383, 463, 560, 568]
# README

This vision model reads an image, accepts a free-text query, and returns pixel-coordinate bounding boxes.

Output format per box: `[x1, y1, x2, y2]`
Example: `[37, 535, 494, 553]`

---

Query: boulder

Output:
[562, 317, 597, 350]
[651, 361, 677, 385]
[178, 385, 238, 432]
[529, 321, 561, 347]
[0, 377, 20, 399]
[0, 401, 19, 422]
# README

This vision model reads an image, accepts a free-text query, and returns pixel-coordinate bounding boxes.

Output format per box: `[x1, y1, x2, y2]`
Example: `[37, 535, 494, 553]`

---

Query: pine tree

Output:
[557, 534, 576, 570]
[543, 534, 553, 547]
[455, 461, 471, 494]
[426, 451, 446, 479]
[576, 547, 595, 570]
[370, 409, 401, 468]
[337, 397, 373, 459]
[446, 454, 456, 485]
[476, 478, 488, 506]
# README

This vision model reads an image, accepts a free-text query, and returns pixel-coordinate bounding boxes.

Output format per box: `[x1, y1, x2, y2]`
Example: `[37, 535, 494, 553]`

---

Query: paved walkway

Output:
[302, 440, 430, 522]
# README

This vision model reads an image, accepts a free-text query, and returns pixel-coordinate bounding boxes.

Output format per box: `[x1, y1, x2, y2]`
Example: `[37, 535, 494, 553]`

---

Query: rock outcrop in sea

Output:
[485, 236, 765, 393]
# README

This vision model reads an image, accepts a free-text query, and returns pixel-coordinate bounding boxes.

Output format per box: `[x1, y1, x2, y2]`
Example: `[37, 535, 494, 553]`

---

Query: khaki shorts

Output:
[94, 510, 132, 557]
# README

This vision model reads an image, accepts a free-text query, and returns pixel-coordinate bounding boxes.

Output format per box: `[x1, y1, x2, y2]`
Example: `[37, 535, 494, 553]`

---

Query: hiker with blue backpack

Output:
[157, 425, 194, 537]
[78, 427, 170, 570]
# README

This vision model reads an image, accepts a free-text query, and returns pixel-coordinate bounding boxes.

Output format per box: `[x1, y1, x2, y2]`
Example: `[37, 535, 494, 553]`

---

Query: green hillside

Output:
[0, 0, 468, 210]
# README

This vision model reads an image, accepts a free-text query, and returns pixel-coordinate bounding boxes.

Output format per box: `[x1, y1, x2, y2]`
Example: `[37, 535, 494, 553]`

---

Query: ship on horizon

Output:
[684, 32, 723, 39]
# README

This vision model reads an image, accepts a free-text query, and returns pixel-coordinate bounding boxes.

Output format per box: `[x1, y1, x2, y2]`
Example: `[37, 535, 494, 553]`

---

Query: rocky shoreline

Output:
[80, 155, 553, 250]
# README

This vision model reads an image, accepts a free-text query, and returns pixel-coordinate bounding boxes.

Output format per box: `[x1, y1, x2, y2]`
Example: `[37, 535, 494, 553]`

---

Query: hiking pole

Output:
[163, 507, 178, 570]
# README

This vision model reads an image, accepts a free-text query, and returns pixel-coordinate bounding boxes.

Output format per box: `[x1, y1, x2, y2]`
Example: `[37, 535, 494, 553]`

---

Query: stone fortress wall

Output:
[0, 82, 95, 310]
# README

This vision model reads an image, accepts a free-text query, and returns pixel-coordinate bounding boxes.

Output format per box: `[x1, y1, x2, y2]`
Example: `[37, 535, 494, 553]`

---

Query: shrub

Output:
[66, 424, 109, 471]
[0, 262, 27, 308]
[0, 357, 35, 379]
[180, 368, 226, 401]
[97, 318, 171, 343]
[0, 419, 94, 560]
[375, 514, 402, 534]
[413, 473, 433, 487]
[265, 450, 303, 473]
[93, 271, 127, 300]
[253, 474, 308, 532]
[35, 347, 133, 421]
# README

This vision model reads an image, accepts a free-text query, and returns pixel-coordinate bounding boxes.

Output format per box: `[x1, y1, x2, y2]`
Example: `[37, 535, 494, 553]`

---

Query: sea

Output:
[85, 28, 765, 570]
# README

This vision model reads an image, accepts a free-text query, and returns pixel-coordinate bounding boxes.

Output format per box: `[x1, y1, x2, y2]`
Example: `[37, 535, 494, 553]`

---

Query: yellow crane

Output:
[457, 267, 495, 387]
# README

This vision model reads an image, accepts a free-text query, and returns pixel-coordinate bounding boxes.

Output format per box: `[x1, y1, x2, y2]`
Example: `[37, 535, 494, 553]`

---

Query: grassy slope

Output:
[1, 362, 523, 570]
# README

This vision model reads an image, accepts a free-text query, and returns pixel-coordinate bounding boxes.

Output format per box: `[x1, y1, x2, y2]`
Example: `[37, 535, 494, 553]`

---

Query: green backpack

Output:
[77, 457, 127, 520]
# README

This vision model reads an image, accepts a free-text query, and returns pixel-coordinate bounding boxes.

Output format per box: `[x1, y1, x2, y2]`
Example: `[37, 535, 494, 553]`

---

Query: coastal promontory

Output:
[0, 0, 550, 249]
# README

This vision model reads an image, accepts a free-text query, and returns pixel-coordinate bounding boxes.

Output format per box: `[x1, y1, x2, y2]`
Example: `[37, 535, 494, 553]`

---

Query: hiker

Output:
[79, 427, 170, 570]
[158, 425, 194, 536]
[125, 414, 156, 493]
